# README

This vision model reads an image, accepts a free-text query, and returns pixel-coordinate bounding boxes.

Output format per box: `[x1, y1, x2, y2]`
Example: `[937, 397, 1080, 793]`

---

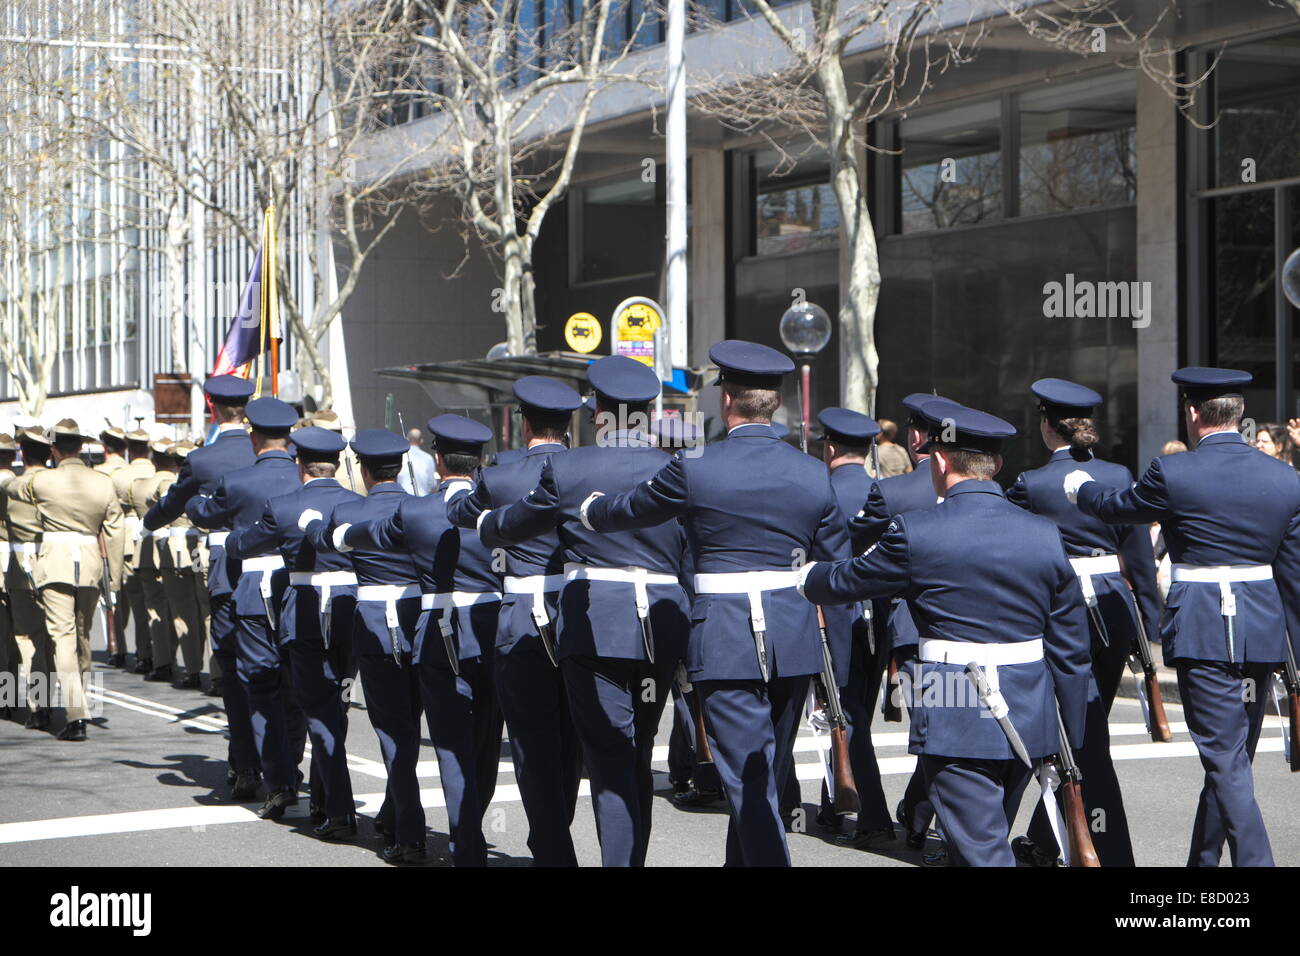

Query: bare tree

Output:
[697, 0, 1195, 412]
[401, 0, 649, 356]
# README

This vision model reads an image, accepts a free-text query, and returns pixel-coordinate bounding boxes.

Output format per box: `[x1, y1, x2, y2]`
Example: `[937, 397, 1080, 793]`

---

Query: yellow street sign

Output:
[565, 312, 602, 353]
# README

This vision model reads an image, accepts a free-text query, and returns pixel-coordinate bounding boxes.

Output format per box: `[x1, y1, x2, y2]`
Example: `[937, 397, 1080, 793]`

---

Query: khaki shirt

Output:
[3, 465, 46, 591]
[0, 467, 14, 592]
[95, 456, 127, 477]
[113, 457, 155, 564]
[140, 471, 196, 572]
[25, 458, 125, 590]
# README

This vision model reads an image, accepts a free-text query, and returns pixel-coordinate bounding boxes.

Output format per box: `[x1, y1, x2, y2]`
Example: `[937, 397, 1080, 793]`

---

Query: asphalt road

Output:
[3, 644, 1298, 867]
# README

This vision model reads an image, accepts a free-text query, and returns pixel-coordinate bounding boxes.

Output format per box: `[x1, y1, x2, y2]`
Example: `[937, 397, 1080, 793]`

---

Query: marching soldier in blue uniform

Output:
[190, 397, 306, 820]
[1067, 367, 1300, 867]
[803, 401, 1093, 866]
[478, 356, 691, 866]
[813, 407, 894, 848]
[144, 375, 258, 799]
[1007, 378, 1158, 867]
[330, 415, 504, 866]
[447, 376, 583, 867]
[224, 426, 361, 839]
[304, 429, 426, 863]
[849, 393, 957, 855]
[581, 341, 851, 867]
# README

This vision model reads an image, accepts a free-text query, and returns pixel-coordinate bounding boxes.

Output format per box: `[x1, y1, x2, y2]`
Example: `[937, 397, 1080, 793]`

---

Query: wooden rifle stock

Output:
[97, 532, 118, 656]
[692, 694, 714, 765]
[883, 655, 902, 722]
[814, 605, 860, 814]
[1059, 778, 1101, 867]
[1144, 669, 1173, 743]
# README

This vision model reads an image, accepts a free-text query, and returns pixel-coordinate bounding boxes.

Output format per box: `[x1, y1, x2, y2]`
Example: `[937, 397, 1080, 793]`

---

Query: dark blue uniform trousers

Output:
[561, 655, 673, 867]
[210, 594, 258, 776]
[698, 675, 810, 867]
[359, 651, 426, 846]
[895, 650, 936, 840]
[921, 755, 1032, 866]
[494, 624, 582, 866]
[235, 613, 307, 793]
[818, 625, 892, 831]
[417, 655, 494, 866]
[283, 593, 357, 820]
[1178, 659, 1274, 867]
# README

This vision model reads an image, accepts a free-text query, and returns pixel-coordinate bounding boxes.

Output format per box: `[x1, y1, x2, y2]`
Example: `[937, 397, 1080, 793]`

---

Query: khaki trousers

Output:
[114, 569, 149, 659]
[39, 584, 96, 721]
[161, 569, 206, 676]
[139, 570, 176, 669]
[9, 587, 48, 710]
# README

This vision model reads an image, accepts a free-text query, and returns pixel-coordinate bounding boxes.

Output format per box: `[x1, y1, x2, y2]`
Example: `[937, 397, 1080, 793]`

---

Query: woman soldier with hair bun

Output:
[1003, 378, 1165, 868]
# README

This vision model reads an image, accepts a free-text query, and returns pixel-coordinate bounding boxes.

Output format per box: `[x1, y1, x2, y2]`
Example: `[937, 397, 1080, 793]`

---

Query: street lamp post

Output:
[778, 301, 832, 454]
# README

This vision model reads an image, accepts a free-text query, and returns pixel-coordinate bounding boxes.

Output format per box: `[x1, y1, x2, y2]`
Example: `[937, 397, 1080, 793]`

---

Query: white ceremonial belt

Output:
[206, 531, 229, 549]
[1069, 554, 1120, 577]
[919, 638, 1044, 692]
[241, 555, 285, 573]
[149, 528, 172, 539]
[356, 584, 421, 603]
[169, 527, 198, 537]
[566, 562, 677, 621]
[694, 569, 799, 637]
[503, 574, 565, 595]
[290, 571, 358, 588]
[42, 532, 96, 545]
[0, 542, 8, 557]
[420, 590, 502, 610]
[1171, 564, 1273, 584]
[9, 542, 35, 555]
[125, 515, 143, 540]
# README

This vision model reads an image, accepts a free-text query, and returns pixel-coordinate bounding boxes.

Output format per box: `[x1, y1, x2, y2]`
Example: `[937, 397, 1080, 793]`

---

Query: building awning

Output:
[376, 351, 703, 410]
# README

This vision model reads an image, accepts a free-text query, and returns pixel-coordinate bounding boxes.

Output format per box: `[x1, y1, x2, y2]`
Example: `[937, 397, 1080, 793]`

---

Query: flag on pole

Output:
[211, 206, 280, 396]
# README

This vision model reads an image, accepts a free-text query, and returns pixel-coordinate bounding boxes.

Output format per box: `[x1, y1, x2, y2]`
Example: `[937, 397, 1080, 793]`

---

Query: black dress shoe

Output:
[309, 804, 327, 825]
[108, 653, 126, 668]
[144, 666, 173, 683]
[255, 789, 299, 820]
[313, 815, 358, 840]
[231, 770, 262, 802]
[133, 659, 153, 674]
[922, 842, 952, 867]
[205, 678, 224, 698]
[25, 708, 51, 731]
[381, 842, 427, 865]
[836, 824, 896, 850]
[1011, 836, 1063, 868]
[177, 674, 201, 690]
[816, 808, 842, 833]
[57, 719, 87, 742]
[670, 786, 723, 808]
[226, 768, 237, 786]
[896, 799, 927, 850]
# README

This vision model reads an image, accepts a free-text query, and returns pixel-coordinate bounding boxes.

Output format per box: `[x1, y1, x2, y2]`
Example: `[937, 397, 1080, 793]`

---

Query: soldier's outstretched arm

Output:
[143, 457, 198, 531]
[227, 501, 280, 562]
[342, 506, 406, 552]
[1045, 542, 1093, 750]
[1271, 487, 1300, 659]
[185, 479, 235, 530]
[582, 453, 687, 532]
[1073, 456, 1168, 525]
[479, 459, 561, 547]
[846, 480, 892, 553]
[801, 516, 910, 606]
[446, 470, 492, 530]
[1005, 472, 1031, 511]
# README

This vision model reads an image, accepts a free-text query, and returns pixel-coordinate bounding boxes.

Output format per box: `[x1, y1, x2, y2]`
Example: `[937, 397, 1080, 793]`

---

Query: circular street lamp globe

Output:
[486, 342, 511, 361]
[779, 301, 832, 357]
[1284, 247, 1300, 310]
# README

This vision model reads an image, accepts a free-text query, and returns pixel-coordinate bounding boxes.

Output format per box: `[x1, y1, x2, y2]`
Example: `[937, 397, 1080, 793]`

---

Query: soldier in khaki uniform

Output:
[112, 428, 155, 673]
[0, 434, 18, 720]
[137, 439, 206, 688]
[25, 419, 125, 741]
[94, 426, 128, 665]
[131, 439, 178, 684]
[4, 427, 53, 729]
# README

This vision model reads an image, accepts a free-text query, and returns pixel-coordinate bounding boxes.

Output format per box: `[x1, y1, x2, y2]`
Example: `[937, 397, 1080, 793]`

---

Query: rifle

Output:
[1126, 588, 1172, 743]
[883, 654, 903, 722]
[343, 448, 358, 493]
[674, 662, 713, 765]
[396, 411, 419, 495]
[814, 605, 859, 814]
[1281, 637, 1300, 773]
[1049, 704, 1100, 867]
[96, 533, 116, 653]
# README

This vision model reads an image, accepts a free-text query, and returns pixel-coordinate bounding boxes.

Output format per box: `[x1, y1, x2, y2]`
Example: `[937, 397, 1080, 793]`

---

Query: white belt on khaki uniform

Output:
[207, 531, 229, 549]
[565, 562, 676, 625]
[504, 573, 565, 635]
[421, 589, 502, 637]
[124, 515, 143, 540]
[1069, 553, 1121, 608]
[1171, 563, 1273, 618]
[919, 637, 1044, 692]
[42, 532, 97, 585]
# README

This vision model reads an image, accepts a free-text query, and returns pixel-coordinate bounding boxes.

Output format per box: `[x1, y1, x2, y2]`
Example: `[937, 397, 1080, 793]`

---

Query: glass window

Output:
[752, 147, 839, 256]
[1018, 72, 1136, 216]
[574, 173, 661, 283]
[899, 99, 1002, 233]
[1214, 34, 1300, 188]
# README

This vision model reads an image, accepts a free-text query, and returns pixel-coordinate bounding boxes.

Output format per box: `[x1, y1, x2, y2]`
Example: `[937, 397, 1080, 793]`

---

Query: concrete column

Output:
[689, 145, 727, 367]
[1135, 57, 1180, 466]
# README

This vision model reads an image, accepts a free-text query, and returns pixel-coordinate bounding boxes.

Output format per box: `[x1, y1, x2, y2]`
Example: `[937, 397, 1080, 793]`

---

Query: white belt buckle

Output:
[1220, 580, 1237, 617]
[1079, 572, 1098, 609]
